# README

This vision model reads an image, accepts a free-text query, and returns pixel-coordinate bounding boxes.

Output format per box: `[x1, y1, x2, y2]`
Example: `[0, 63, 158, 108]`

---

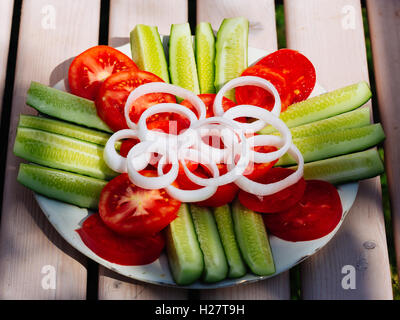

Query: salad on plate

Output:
[14, 17, 385, 287]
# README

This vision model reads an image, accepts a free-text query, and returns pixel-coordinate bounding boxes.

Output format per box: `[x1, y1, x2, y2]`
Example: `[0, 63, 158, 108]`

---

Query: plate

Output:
[33, 41, 358, 289]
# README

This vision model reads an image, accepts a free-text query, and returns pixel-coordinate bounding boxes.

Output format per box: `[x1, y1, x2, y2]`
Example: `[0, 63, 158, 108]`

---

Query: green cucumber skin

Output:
[232, 200, 275, 276]
[14, 127, 117, 180]
[169, 23, 200, 94]
[265, 108, 371, 139]
[18, 163, 107, 209]
[215, 17, 248, 100]
[190, 205, 228, 283]
[27, 81, 112, 133]
[165, 204, 204, 286]
[130, 24, 170, 83]
[276, 123, 385, 166]
[290, 148, 384, 185]
[19, 114, 112, 146]
[195, 22, 216, 94]
[261, 82, 372, 134]
[213, 205, 247, 278]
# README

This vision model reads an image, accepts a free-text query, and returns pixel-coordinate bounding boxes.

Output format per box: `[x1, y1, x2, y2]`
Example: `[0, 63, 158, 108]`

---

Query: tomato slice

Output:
[180, 93, 244, 120]
[256, 49, 316, 103]
[235, 65, 293, 112]
[99, 172, 181, 237]
[243, 145, 279, 180]
[96, 70, 176, 132]
[263, 180, 342, 241]
[177, 164, 239, 208]
[76, 213, 164, 265]
[119, 139, 139, 157]
[238, 168, 306, 214]
[68, 45, 138, 101]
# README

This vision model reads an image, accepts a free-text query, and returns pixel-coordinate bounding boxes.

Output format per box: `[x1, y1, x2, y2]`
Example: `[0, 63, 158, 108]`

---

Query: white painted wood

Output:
[285, 0, 392, 299]
[0, 0, 101, 299]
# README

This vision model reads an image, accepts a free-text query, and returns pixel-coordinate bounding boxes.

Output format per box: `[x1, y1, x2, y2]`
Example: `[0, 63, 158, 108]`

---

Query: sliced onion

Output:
[126, 140, 179, 189]
[103, 129, 149, 173]
[160, 149, 219, 202]
[213, 76, 282, 122]
[234, 138, 304, 196]
[124, 82, 207, 129]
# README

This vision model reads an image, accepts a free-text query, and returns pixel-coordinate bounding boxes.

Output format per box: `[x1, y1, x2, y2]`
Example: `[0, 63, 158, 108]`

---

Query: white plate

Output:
[34, 41, 358, 289]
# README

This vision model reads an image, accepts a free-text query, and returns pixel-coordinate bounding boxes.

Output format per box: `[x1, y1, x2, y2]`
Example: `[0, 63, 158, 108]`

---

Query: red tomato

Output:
[119, 139, 139, 157]
[76, 213, 164, 265]
[243, 145, 278, 180]
[256, 49, 316, 103]
[180, 93, 245, 121]
[99, 172, 181, 237]
[263, 180, 342, 241]
[235, 65, 293, 112]
[96, 70, 176, 132]
[238, 168, 306, 214]
[68, 45, 138, 101]
[177, 164, 239, 208]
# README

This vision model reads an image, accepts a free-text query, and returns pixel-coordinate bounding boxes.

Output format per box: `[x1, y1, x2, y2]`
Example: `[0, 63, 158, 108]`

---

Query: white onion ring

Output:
[103, 129, 149, 173]
[213, 76, 282, 123]
[124, 82, 207, 129]
[233, 136, 304, 196]
[160, 149, 220, 202]
[126, 140, 179, 189]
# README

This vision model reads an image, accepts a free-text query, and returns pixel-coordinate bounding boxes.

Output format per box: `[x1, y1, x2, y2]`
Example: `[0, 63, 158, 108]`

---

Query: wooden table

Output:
[0, 0, 397, 300]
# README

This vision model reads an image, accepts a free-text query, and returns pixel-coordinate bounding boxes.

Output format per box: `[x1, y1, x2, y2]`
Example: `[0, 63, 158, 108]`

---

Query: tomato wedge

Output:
[263, 180, 342, 241]
[256, 49, 316, 103]
[238, 168, 306, 214]
[76, 213, 165, 265]
[96, 70, 176, 132]
[99, 172, 181, 237]
[68, 45, 138, 101]
[235, 65, 293, 112]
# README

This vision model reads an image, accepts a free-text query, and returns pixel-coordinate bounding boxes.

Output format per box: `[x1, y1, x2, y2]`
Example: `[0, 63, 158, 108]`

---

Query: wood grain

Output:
[97, 0, 189, 300]
[0, 0, 101, 299]
[366, 0, 400, 280]
[197, 0, 290, 300]
[285, 0, 392, 299]
[0, 0, 14, 117]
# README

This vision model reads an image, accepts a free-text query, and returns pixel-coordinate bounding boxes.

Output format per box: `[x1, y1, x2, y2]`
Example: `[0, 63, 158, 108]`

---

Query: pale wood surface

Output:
[0, 0, 101, 299]
[285, 0, 392, 299]
[197, 0, 290, 300]
[367, 0, 400, 281]
[97, 0, 189, 300]
[0, 0, 14, 116]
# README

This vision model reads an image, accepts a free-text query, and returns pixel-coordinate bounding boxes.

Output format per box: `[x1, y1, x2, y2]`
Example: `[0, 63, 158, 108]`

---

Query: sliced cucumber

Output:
[215, 17, 248, 100]
[18, 114, 112, 146]
[267, 108, 371, 139]
[14, 127, 117, 180]
[190, 205, 228, 283]
[290, 148, 384, 185]
[213, 205, 247, 278]
[17, 163, 107, 209]
[130, 24, 170, 83]
[169, 23, 200, 95]
[27, 82, 112, 132]
[261, 82, 372, 134]
[165, 204, 204, 285]
[276, 123, 385, 166]
[195, 22, 216, 94]
[232, 199, 275, 276]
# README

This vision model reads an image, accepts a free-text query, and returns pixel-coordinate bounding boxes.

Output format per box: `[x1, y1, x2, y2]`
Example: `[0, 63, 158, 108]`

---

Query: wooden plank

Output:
[0, 0, 14, 116]
[197, 0, 290, 300]
[366, 0, 400, 281]
[0, 0, 101, 299]
[97, 0, 189, 300]
[285, 0, 393, 299]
